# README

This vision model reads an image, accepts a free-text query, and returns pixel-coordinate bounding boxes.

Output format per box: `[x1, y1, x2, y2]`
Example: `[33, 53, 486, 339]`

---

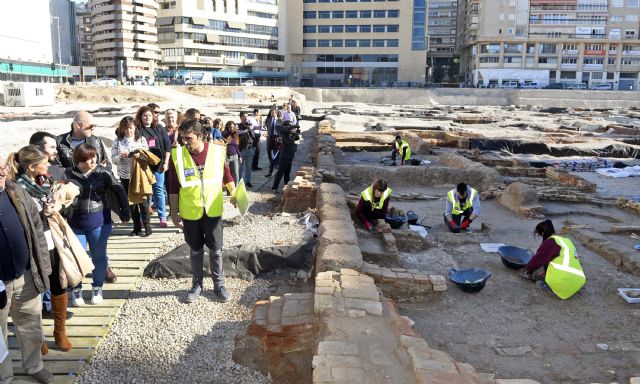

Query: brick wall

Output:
[282, 167, 319, 213]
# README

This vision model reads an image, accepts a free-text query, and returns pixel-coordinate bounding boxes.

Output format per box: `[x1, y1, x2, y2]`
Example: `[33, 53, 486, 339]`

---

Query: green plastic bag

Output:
[234, 180, 250, 216]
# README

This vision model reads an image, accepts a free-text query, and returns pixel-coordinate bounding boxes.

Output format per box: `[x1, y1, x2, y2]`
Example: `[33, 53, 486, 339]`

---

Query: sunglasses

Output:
[79, 123, 95, 130]
[153, 111, 160, 114]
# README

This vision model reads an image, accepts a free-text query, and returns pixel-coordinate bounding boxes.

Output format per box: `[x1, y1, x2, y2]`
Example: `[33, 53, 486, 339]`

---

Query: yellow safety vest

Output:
[448, 187, 477, 215]
[545, 235, 586, 300]
[171, 143, 226, 220]
[361, 186, 392, 210]
[395, 140, 411, 160]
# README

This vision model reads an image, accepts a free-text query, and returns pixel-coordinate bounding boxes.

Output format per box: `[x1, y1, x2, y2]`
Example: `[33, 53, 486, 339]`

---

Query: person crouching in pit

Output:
[355, 179, 391, 232]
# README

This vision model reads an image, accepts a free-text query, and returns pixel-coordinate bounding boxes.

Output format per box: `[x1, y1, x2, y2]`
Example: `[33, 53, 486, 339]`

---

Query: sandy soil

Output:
[56, 85, 167, 104]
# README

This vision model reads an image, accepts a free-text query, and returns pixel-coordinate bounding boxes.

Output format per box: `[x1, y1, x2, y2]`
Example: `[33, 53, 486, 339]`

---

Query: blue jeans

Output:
[73, 223, 112, 288]
[152, 171, 167, 219]
[239, 147, 254, 184]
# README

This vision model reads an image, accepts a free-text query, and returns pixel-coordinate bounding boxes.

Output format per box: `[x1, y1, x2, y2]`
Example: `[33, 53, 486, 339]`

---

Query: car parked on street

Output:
[91, 77, 118, 86]
[592, 83, 613, 90]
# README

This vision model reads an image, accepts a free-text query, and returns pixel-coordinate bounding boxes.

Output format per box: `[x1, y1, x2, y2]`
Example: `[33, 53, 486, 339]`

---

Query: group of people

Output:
[355, 178, 586, 300]
[0, 98, 303, 383]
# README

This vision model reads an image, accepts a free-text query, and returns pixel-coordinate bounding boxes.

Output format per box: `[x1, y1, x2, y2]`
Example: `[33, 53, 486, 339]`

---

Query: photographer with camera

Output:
[271, 121, 300, 193]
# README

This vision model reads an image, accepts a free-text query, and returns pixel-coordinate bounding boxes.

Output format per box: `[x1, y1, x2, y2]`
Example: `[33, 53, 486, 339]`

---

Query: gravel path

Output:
[76, 193, 306, 384]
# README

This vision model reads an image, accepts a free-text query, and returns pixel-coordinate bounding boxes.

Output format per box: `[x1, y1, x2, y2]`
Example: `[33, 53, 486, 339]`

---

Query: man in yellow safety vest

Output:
[167, 119, 237, 303]
[391, 135, 411, 166]
[444, 182, 480, 233]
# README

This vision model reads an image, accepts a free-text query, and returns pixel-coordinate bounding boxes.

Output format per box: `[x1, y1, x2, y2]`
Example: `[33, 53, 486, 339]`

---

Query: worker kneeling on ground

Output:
[524, 220, 586, 299]
[355, 179, 391, 231]
[444, 182, 480, 233]
[168, 119, 237, 304]
[391, 135, 411, 166]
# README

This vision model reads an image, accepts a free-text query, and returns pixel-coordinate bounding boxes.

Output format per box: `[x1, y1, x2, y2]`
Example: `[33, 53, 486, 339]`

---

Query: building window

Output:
[318, 39, 330, 47]
[360, 25, 371, 33]
[373, 39, 385, 47]
[303, 11, 316, 19]
[374, 10, 386, 17]
[388, 10, 399, 17]
[333, 11, 344, 18]
[318, 11, 331, 18]
[346, 25, 358, 32]
[411, 0, 426, 50]
[359, 39, 371, 47]
[504, 56, 521, 63]
[332, 39, 343, 47]
[303, 26, 317, 33]
[373, 25, 385, 32]
[479, 57, 499, 63]
[333, 25, 344, 33]
[387, 25, 399, 32]
[360, 10, 371, 17]
[387, 39, 399, 47]
[345, 39, 358, 47]
[319, 25, 331, 33]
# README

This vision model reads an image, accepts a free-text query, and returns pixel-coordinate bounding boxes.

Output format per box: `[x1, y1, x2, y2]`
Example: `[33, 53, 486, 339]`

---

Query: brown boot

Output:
[105, 267, 117, 283]
[41, 340, 48, 355]
[51, 293, 73, 351]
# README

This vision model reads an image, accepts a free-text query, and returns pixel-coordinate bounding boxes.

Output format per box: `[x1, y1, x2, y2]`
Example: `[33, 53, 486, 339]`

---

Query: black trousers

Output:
[252, 140, 261, 170]
[49, 250, 65, 295]
[266, 139, 277, 173]
[183, 215, 224, 287]
[121, 179, 149, 230]
[272, 156, 293, 189]
[443, 207, 473, 233]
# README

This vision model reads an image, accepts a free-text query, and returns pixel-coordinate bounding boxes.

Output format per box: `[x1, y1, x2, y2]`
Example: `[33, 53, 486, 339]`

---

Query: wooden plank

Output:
[11, 348, 94, 361]
[81, 276, 138, 284]
[107, 253, 155, 260]
[40, 326, 110, 338]
[41, 316, 115, 326]
[108, 268, 143, 277]
[11, 374, 77, 384]
[52, 307, 120, 317]
[12, 360, 85, 375]
[107, 260, 148, 268]
[74, 283, 136, 292]
[9, 337, 100, 349]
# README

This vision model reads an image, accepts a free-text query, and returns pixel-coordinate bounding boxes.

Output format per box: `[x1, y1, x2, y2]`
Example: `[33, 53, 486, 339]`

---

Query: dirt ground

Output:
[348, 183, 640, 384]
[56, 85, 166, 104]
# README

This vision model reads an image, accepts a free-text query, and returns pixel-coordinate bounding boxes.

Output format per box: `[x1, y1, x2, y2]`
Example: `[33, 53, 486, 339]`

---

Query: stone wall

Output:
[363, 262, 446, 302]
[233, 293, 316, 384]
[496, 182, 544, 218]
[315, 183, 364, 273]
[546, 168, 596, 192]
[283, 167, 319, 213]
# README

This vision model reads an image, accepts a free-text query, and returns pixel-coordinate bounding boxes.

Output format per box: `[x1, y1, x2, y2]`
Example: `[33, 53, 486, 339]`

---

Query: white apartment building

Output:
[89, 0, 160, 80]
[457, 0, 640, 90]
[155, 0, 286, 85]
[289, 0, 428, 87]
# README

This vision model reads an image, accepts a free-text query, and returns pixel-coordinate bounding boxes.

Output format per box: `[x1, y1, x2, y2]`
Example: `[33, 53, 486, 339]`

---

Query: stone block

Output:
[319, 183, 344, 196]
[414, 369, 468, 384]
[496, 182, 543, 218]
[343, 297, 368, 310]
[630, 377, 640, 384]
[319, 220, 359, 246]
[317, 271, 337, 281]
[412, 358, 458, 374]
[342, 287, 379, 301]
[313, 354, 360, 369]
[347, 309, 366, 318]
[313, 365, 333, 382]
[495, 380, 541, 384]
[283, 299, 313, 318]
[318, 341, 359, 356]
[314, 294, 334, 314]
[365, 301, 383, 316]
[340, 268, 359, 276]
[315, 286, 334, 295]
[316, 243, 363, 273]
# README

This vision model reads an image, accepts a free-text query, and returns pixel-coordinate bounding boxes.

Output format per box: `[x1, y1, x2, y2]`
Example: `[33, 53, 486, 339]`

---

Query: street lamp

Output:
[52, 16, 62, 84]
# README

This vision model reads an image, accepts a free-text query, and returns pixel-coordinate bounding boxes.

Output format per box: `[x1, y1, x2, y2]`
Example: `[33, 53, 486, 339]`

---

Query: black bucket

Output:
[448, 268, 491, 293]
[498, 246, 532, 269]
[385, 215, 407, 229]
[406, 211, 419, 225]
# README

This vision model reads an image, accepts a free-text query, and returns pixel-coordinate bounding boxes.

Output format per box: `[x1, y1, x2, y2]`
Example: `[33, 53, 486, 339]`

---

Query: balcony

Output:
[622, 50, 640, 56]
[561, 63, 577, 69]
[583, 63, 604, 70]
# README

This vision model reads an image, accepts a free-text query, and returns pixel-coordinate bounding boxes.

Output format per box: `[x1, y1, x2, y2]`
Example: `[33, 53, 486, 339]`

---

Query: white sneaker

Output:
[70, 288, 84, 307]
[91, 287, 104, 305]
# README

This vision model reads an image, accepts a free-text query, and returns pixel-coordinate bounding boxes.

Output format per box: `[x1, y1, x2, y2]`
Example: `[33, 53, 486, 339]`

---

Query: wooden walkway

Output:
[7, 219, 179, 383]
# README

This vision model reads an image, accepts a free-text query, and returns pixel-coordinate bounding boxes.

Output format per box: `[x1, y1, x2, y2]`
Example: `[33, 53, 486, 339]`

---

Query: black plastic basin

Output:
[448, 268, 491, 293]
[406, 211, 419, 225]
[385, 215, 407, 229]
[498, 246, 532, 269]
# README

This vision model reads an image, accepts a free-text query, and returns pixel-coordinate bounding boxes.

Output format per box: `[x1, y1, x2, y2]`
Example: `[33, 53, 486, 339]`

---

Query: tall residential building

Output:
[89, 0, 160, 80]
[51, 0, 77, 66]
[76, 2, 95, 68]
[288, 0, 428, 87]
[155, 0, 286, 85]
[428, 0, 459, 81]
[457, 0, 640, 90]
